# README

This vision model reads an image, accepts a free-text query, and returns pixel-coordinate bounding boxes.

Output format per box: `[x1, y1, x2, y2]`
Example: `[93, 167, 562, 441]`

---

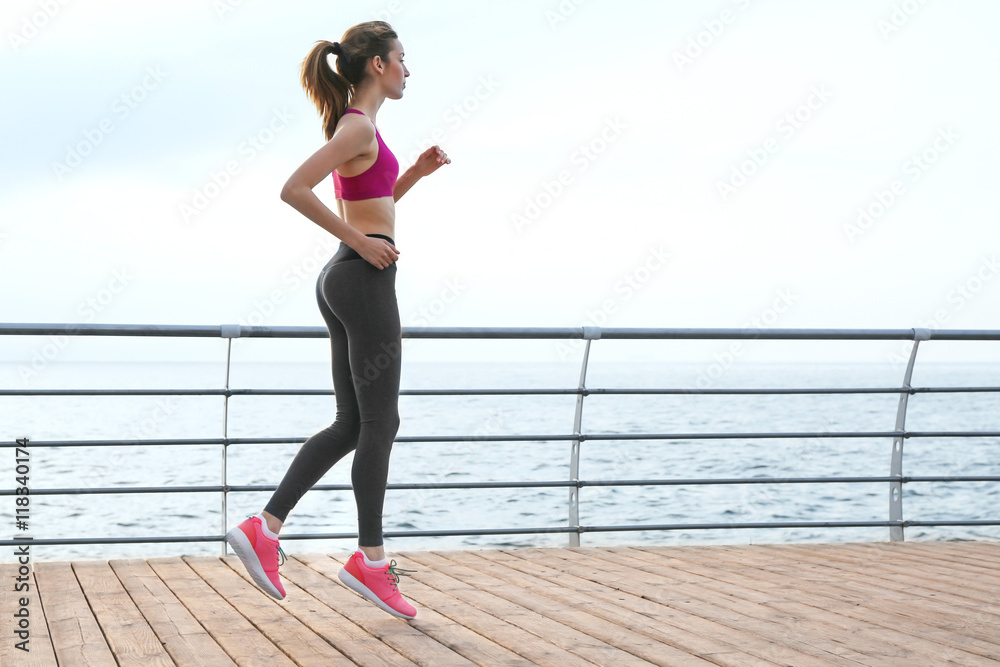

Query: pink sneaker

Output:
[337, 550, 417, 619]
[225, 514, 287, 600]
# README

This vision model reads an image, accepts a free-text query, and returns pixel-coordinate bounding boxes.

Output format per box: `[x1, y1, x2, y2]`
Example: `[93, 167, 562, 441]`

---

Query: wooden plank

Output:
[830, 543, 1000, 583]
[718, 543, 1000, 629]
[771, 543, 1000, 627]
[391, 550, 651, 666]
[902, 542, 1000, 569]
[0, 563, 57, 667]
[109, 558, 236, 667]
[72, 560, 175, 666]
[146, 556, 295, 666]
[33, 561, 116, 665]
[222, 554, 414, 666]
[549, 546, 882, 665]
[644, 549, 997, 664]
[911, 543, 1000, 573]
[184, 556, 352, 666]
[498, 547, 827, 666]
[478, 548, 780, 667]
[820, 542, 1000, 577]
[618, 545, 912, 665]
[301, 551, 587, 667]
[955, 541, 1000, 559]
[293, 553, 476, 667]
[276, 553, 532, 667]
[409, 549, 690, 666]
[736, 542, 1000, 646]
[763, 544, 1000, 612]
[626, 545, 1000, 662]
[671, 545, 1000, 650]
[433, 548, 717, 666]
[752, 545, 1000, 612]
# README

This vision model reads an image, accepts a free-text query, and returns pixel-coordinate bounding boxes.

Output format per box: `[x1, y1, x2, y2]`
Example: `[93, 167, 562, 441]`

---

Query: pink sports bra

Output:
[332, 108, 399, 200]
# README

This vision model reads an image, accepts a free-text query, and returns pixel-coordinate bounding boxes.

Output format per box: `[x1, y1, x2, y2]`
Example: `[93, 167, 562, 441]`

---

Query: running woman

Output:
[225, 20, 449, 620]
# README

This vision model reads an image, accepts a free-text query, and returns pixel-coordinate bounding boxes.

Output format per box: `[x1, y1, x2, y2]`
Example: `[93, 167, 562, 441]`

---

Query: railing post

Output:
[569, 326, 600, 547]
[889, 328, 930, 542]
[220, 324, 241, 556]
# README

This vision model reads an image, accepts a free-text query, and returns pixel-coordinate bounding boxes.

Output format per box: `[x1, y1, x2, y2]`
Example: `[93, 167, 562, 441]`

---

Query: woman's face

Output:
[381, 38, 409, 99]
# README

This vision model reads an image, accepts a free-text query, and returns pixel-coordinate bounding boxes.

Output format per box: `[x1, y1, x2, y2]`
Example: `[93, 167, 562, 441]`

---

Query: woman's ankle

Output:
[359, 545, 386, 563]
[261, 510, 283, 535]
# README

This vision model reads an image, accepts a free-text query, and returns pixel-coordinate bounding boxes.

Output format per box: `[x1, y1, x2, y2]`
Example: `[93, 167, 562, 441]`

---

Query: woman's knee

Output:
[361, 410, 399, 438]
[335, 410, 362, 436]
[386, 410, 400, 436]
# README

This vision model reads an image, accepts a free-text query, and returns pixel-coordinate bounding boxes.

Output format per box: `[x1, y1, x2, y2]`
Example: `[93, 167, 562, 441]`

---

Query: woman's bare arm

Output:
[393, 145, 450, 203]
[392, 165, 421, 202]
[280, 118, 373, 250]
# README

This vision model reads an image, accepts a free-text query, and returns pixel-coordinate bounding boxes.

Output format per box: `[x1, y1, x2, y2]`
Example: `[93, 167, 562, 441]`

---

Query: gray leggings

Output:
[264, 233, 401, 546]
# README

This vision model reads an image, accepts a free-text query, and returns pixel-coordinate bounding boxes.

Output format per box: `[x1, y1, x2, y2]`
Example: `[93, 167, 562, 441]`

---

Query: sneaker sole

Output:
[337, 566, 415, 619]
[225, 526, 285, 600]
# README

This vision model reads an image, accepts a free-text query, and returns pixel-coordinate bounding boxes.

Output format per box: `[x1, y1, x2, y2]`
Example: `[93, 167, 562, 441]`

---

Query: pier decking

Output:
[2, 541, 999, 666]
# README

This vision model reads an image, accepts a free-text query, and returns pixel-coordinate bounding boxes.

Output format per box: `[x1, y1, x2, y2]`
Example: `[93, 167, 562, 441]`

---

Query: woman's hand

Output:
[412, 145, 451, 177]
[355, 236, 400, 270]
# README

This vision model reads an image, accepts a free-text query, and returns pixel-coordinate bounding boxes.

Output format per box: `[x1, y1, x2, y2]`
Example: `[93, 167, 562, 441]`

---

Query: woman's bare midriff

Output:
[335, 196, 395, 243]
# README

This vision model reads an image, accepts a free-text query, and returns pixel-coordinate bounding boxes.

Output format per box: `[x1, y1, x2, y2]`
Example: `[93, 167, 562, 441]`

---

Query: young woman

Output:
[226, 20, 449, 620]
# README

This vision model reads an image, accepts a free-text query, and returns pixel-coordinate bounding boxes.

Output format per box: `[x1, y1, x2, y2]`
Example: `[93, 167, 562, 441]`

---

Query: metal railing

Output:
[2, 323, 999, 555]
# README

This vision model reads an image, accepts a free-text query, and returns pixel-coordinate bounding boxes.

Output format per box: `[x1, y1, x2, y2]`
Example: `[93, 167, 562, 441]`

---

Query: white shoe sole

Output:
[225, 526, 285, 600]
[337, 566, 415, 619]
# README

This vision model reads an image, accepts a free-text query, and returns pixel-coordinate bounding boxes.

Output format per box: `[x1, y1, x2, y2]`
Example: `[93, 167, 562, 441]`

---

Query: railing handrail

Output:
[6, 386, 1000, 398]
[5, 474, 1000, 496]
[2, 323, 999, 553]
[3, 322, 1000, 340]
[5, 428, 1000, 448]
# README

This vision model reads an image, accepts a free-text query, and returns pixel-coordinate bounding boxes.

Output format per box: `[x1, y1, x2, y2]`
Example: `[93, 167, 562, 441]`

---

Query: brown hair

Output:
[299, 21, 399, 141]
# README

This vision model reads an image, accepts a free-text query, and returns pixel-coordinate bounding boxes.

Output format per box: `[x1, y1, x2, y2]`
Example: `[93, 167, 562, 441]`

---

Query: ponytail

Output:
[300, 41, 351, 141]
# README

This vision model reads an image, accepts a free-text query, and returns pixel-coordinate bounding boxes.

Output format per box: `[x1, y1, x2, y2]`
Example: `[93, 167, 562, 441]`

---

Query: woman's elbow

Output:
[281, 176, 311, 203]
[279, 181, 296, 203]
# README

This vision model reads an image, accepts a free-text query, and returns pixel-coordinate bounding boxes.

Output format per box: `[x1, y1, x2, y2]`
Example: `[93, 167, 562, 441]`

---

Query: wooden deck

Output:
[2, 541, 999, 666]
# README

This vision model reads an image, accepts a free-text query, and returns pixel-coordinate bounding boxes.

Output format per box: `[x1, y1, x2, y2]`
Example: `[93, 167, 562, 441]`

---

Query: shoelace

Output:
[243, 514, 286, 567]
[385, 559, 416, 590]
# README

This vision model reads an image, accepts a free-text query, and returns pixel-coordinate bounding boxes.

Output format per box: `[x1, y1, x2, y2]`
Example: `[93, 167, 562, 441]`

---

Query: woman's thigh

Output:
[321, 261, 401, 418]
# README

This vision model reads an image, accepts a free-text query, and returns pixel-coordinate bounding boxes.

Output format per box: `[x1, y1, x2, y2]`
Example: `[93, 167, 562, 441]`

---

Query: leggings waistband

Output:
[334, 233, 395, 263]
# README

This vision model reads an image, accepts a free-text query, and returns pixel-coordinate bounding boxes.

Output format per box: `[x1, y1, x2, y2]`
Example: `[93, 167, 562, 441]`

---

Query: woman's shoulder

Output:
[332, 110, 376, 143]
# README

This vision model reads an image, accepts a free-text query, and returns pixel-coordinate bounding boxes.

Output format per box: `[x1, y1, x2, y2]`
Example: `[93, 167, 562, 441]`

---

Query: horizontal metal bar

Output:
[578, 386, 1000, 395]
[8, 475, 998, 498]
[906, 431, 1000, 438]
[579, 476, 904, 486]
[0, 477, 869, 497]
[7, 518, 1000, 548]
[0, 485, 232, 496]
[0, 536, 232, 546]
[578, 475, 1000, 485]
[579, 521, 906, 532]
[0, 523, 896, 547]
[4, 322, 1000, 341]
[8, 429, 1000, 450]
[906, 476, 1000, 482]
[0, 527, 577, 547]
[5, 385, 999, 398]
[910, 387, 1000, 394]
[901, 520, 1000, 527]
[576, 519, 1000, 532]
[0, 481, 577, 496]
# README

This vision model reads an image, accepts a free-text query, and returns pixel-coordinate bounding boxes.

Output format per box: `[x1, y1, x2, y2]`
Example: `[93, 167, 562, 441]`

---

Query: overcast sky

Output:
[1, 0, 998, 369]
